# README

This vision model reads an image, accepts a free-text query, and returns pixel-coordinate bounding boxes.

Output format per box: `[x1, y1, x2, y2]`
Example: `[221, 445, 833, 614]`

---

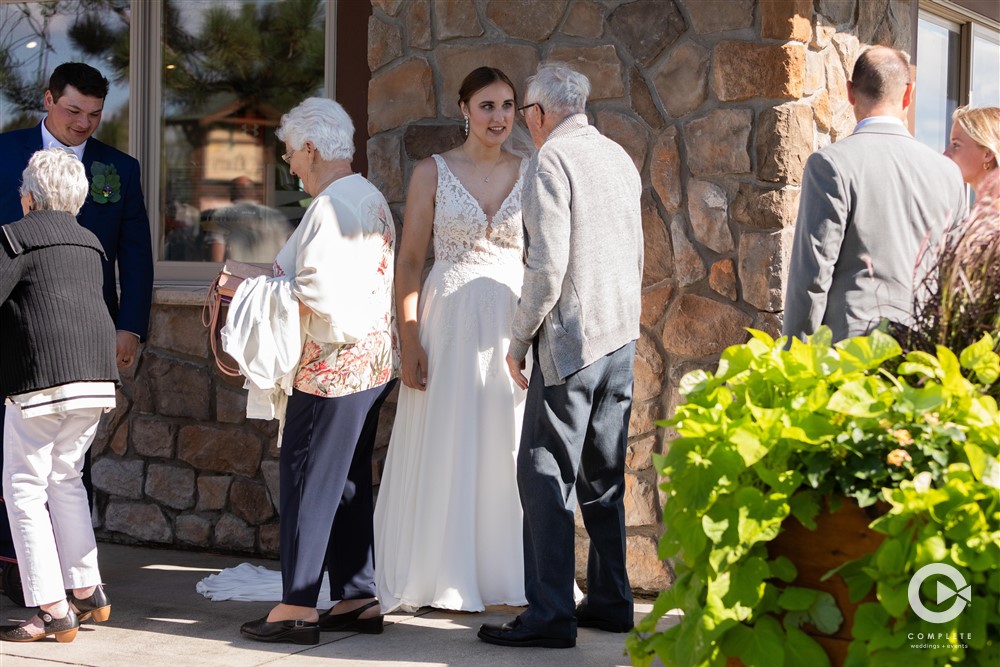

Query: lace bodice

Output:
[431, 154, 524, 266]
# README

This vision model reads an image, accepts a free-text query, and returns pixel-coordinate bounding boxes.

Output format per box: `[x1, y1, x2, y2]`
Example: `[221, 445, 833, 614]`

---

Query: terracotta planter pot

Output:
[726, 498, 886, 667]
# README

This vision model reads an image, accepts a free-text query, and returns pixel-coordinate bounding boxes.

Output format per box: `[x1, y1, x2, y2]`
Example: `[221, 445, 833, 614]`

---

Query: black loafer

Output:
[575, 603, 633, 633]
[477, 616, 575, 649]
[240, 616, 319, 645]
[0, 607, 80, 643]
[68, 585, 111, 623]
[318, 599, 383, 634]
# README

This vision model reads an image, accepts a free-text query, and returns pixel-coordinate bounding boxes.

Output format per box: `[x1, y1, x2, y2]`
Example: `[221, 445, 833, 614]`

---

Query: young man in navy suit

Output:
[0, 62, 153, 354]
[0, 63, 153, 527]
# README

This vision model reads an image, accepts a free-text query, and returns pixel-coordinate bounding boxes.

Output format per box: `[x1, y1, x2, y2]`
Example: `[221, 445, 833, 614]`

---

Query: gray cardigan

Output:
[510, 114, 643, 385]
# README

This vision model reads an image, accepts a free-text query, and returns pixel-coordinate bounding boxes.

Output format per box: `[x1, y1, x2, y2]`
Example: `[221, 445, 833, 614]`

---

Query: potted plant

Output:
[625, 328, 999, 667]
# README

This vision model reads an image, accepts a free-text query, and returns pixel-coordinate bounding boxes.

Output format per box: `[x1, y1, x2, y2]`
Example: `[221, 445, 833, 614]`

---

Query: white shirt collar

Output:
[40, 117, 87, 160]
[854, 115, 907, 132]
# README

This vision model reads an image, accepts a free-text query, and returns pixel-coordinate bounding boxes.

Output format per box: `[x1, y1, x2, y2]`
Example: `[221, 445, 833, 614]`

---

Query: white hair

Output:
[19, 148, 88, 215]
[276, 97, 355, 161]
[525, 62, 591, 116]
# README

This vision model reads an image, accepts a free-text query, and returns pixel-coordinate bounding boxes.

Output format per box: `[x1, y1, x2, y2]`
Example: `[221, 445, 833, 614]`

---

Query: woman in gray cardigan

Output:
[0, 148, 117, 643]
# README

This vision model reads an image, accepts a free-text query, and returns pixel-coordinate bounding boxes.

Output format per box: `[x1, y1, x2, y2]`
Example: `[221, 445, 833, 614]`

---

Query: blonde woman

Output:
[944, 105, 999, 224]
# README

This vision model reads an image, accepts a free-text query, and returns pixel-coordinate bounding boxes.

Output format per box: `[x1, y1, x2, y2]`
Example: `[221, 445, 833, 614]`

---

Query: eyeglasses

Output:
[517, 102, 544, 118]
[281, 149, 295, 164]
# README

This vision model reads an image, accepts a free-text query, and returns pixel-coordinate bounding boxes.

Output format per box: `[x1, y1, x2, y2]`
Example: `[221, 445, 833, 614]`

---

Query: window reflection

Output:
[915, 17, 961, 154]
[971, 31, 1000, 107]
[160, 0, 326, 263]
[0, 0, 130, 151]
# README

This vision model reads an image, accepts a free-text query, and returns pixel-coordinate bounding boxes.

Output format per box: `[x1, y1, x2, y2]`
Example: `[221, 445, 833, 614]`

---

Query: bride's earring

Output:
[464, 115, 469, 137]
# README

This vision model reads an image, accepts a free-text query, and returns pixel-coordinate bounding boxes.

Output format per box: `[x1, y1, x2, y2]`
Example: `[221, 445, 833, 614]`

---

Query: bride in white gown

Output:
[374, 67, 529, 612]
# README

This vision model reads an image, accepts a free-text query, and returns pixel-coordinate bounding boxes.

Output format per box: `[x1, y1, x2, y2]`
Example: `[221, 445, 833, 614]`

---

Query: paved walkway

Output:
[0, 543, 675, 666]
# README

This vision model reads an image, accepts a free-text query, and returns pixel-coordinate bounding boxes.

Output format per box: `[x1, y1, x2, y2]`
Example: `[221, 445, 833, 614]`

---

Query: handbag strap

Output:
[203, 275, 242, 377]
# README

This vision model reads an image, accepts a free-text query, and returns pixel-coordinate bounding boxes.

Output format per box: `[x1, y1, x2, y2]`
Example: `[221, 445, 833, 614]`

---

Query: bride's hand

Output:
[401, 342, 429, 390]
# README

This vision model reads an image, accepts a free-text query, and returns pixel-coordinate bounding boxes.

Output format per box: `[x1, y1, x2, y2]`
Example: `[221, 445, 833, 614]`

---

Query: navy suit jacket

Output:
[0, 124, 154, 338]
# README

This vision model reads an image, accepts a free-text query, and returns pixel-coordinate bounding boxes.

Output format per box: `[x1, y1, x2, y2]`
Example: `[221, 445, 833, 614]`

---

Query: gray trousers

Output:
[517, 341, 635, 639]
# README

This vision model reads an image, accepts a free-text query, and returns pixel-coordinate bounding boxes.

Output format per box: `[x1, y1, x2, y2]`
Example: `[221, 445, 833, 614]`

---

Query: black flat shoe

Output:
[575, 603, 633, 633]
[68, 585, 111, 623]
[240, 616, 319, 645]
[477, 616, 575, 649]
[0, 608, 80, 643]
[318, 599, 384, 634]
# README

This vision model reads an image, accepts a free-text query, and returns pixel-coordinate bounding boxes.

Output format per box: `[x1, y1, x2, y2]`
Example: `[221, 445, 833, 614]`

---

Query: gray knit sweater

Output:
[0, 210, 118, 396]
[510, 114, 643, 385]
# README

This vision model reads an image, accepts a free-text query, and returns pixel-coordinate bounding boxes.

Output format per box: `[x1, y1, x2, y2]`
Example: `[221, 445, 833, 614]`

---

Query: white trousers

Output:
[3, 406, 104, 607]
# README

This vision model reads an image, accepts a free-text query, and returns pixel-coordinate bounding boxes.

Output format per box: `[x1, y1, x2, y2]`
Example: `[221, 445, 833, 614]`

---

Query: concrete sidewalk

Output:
[0, 543, 675, 666]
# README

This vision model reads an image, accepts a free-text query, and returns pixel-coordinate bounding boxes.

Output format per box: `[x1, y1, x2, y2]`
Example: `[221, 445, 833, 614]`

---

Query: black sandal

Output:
[0, 607, 80, 643]
[318, 599, 384, 634]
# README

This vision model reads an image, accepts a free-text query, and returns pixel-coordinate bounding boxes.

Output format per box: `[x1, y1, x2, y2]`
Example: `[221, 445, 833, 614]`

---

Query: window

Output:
[915, 4, 1000, 153]
[916, 14, 962, 152]
[159, 0, 326, 265]
[1, 0, 352, 284]
[971, 25, 1000, 105]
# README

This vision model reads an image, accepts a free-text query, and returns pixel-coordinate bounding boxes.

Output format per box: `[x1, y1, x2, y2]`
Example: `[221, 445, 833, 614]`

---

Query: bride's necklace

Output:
[463, 146, 502, 183]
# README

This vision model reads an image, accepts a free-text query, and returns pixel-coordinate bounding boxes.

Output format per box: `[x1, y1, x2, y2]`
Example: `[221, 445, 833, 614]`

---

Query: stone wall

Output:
[90, 290, 399, 559]
[88, 0, 914, 596]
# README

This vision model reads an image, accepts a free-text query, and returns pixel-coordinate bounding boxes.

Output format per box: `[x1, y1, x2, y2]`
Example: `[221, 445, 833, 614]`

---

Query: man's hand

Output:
[116, 331, 139, 369]
[506, 354, 528, 390]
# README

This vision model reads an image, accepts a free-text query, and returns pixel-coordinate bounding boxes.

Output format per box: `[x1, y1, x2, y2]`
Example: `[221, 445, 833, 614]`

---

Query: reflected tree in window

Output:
[0, 0, 130, 147]
[156, 0, 326, 262]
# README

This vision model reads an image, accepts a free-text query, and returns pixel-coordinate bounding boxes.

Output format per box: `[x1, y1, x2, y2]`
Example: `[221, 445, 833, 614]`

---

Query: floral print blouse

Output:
[273, 174, 399, 398]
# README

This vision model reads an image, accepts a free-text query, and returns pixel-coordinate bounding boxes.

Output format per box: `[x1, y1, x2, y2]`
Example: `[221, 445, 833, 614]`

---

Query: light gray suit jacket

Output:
[509, 114, 643, 385]
[783, 121, 967, 341]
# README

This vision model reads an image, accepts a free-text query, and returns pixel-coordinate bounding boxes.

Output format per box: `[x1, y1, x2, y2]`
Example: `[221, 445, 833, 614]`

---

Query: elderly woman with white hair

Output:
[0, 148, 118, 643]
[238, 97, 397, 646]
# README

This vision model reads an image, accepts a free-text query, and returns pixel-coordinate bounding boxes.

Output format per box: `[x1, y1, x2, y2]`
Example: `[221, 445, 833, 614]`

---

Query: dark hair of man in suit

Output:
[850, 46, 910, 105]
[48, 62, 109, 102]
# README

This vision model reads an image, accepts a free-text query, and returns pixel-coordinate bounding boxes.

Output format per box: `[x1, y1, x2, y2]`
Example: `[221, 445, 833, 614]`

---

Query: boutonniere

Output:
[90, 161, 121, 204]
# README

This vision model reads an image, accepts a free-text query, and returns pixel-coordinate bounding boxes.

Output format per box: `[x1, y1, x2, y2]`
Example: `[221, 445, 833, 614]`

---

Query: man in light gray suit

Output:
[783, 46, 966, 342]
[478, 64, 643, 649]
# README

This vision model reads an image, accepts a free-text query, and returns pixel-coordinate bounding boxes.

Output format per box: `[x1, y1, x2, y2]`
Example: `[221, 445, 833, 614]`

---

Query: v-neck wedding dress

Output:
[374, 154, 529, 612]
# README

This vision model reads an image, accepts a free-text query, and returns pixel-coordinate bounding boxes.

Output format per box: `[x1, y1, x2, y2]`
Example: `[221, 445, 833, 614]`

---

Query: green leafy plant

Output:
[626, 328, 999, 667]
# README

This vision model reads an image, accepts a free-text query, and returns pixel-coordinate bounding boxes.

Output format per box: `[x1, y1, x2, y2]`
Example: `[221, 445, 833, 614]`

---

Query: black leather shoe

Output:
[318, 599, 383, 634]
[68, 585, 111, 623]
[240, 616, 319, 645]
[575, 603, 633, 633]
[477, 616, 575, 648]
[0, 607, 80, 643]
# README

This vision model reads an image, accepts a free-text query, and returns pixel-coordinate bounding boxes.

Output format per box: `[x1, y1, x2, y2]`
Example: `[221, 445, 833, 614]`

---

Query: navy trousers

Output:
[517, 342, 636, 639]
[278, 381, 394, 607]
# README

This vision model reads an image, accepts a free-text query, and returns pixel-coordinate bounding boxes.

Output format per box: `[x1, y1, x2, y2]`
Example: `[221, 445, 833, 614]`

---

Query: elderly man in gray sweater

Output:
[478, 63, 644, 649]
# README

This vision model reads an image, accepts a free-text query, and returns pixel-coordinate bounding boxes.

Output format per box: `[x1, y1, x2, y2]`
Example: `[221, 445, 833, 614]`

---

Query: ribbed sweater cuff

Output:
[508, 338, 530, 363]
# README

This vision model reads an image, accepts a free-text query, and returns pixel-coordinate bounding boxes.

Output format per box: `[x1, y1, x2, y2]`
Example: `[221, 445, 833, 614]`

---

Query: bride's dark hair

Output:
[458, 67, 518, 108]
